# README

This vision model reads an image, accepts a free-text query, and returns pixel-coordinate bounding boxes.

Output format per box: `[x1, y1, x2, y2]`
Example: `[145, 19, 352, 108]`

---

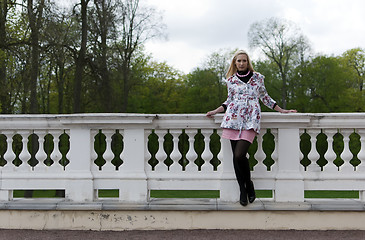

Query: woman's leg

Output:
[230, 139, 253, 206]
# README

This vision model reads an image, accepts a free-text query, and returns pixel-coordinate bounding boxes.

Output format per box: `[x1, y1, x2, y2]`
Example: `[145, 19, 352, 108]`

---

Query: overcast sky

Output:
[143, 0, 365, 73]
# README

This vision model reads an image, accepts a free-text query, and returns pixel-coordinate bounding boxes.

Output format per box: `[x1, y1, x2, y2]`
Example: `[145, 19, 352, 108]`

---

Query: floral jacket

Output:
[220, 72, 276, 134]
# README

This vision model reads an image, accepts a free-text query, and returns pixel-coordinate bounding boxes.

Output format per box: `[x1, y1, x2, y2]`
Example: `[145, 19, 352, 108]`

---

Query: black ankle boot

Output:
[239, 188, 248, 206]
[247, 180, 256, 203]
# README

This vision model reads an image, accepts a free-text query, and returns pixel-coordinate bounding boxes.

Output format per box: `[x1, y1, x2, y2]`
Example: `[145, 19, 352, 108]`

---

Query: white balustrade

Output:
[17, 130, 31, 171]
[49, 130, 63, 171]
[270, 129, 278, 172]
[101, 130, 116, 171]
[340, 129, 354, 172]
[154, 130, 168, 172]
[254, 130, 266, 172]
[306, 129, 321, 172]
[185, 129, 198, 172]
[3, 131, 16, 170]
[144, 130, 152, 171]
[34, 131, 48, 171]
[357, 129, 365, 172]
[91, 130, 99, 171]
[200, 129, 213, 172]
[169, 130, 182, 172]
[323, 129, 338, 172]
[0, 113, 365, 204]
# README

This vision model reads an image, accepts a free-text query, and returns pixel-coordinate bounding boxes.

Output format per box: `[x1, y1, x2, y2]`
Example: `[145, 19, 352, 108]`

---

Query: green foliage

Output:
[182, 68, 226, 113]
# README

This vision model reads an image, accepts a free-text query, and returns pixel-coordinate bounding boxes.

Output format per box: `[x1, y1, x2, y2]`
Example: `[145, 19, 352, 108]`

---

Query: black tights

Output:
[230, 140, 252, 191]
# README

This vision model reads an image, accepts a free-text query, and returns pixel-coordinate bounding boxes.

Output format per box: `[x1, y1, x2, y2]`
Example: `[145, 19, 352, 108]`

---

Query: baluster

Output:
[90, 130, 99, 171]
[299, 130, 305, 170]
[306, 129, 320, 172]
[270, 129, 278, 172]
[356, 129, 365, 172]
[48, 130, 63, 171]
[340, 129, 354, 172]
[118, 129, 126, 170]
[17, 131, 31, 171]
[3, 131, 16, 170]
[201, 129, 213, 172]
[254, 129, 266, 172]
[185, 129, 198, 172]
[169, 130, 182, 172]
[323, 129, 338, 172]
[64, 130, 71, 169]
[154, 130, 168, 172]
[34, 131, 47, 171]
[144, 130, 152, 171]
[216, 129, 223, 172]
[102, 130, 115, 171]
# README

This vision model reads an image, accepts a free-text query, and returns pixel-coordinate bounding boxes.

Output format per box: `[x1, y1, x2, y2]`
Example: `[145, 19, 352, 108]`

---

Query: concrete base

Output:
[1, 209, 365, 231]
[0, 199, 365, 230]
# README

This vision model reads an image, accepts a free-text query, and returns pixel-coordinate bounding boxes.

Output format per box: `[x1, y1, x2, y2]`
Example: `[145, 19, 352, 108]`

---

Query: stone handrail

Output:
[0, 113, 364, 203]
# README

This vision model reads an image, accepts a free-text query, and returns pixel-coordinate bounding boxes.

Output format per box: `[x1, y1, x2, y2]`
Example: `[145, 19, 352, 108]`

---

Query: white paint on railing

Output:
[0, 113, 365, 204]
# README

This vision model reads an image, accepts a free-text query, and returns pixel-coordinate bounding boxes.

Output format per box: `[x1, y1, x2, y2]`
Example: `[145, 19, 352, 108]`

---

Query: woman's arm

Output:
[274, 105, 297, 113]
[206, 105, 225, 117]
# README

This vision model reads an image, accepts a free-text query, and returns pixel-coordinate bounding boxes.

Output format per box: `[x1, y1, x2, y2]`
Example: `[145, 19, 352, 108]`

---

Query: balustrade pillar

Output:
[118, 128, 148, 203]
[66, 128, 93, 201]
[357, 129, 365, 201]
[275, 128, 304, 202]
[219, 136, 237, 202]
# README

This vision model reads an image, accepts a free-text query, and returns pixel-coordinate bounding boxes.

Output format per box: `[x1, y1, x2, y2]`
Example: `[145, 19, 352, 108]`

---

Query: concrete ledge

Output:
[0, 199, 364, 230]
[1, 198, 364, 211]
[1, 208, 365, 231]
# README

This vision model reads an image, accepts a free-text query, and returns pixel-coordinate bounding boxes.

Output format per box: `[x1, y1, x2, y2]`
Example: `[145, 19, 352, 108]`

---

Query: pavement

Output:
[0, 229, 365, 240]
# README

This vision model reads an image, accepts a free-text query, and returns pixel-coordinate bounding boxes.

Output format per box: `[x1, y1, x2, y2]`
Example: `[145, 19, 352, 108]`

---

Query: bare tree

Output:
[114, 0, 166, 112]
[88, 0, 119, 112]
[248, 17, 310, 108]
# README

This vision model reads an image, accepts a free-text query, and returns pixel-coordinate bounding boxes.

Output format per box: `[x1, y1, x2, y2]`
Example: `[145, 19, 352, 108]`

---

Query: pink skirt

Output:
[221, 128, 257, 143]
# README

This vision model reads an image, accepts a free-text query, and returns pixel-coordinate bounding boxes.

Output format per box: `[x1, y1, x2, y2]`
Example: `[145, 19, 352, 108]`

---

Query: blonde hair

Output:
[226, 50, 255, 78]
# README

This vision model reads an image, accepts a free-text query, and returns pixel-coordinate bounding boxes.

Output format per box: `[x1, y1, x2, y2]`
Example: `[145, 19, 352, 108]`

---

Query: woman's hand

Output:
[206, 106, 225, 118]
[274, 105, 297, 113]
[206, 110, 217, 118]
[279, 109, 297, 113]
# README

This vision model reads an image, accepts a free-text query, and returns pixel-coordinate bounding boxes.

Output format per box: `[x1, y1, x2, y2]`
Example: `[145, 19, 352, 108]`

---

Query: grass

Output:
[304, 190, 359, 199]
[150, 190, 220, 198]
[12, 189, 360, 199]
[13, 190, 64, 198]
[98, 189, 119, 198]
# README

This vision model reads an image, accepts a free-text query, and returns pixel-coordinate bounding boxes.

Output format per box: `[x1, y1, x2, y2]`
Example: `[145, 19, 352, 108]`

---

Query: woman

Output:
[206, 50, 297, 206]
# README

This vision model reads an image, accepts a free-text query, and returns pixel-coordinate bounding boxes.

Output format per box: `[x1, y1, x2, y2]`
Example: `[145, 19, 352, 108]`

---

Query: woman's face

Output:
[235, 54, 248, 72]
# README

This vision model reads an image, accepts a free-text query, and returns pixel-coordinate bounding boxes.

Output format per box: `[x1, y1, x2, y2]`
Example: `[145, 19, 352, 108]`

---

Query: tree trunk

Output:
[27, 0, 45, 114]
[73, 0, 89, 113]
[0, 0, 10, 113]
[121, 62, 129, 112]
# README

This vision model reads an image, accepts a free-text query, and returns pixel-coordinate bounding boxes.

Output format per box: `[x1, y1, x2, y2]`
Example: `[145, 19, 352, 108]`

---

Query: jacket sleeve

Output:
[222, 79, 233, 108]
[258, 75, 276, 109]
